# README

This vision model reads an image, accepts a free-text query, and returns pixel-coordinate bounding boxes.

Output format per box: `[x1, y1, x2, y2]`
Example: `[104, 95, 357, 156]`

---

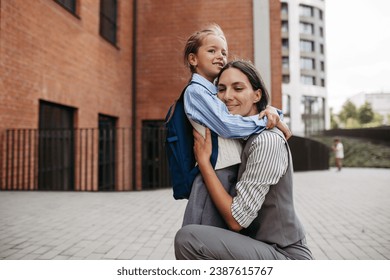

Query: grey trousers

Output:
[182, 165, 238, 229]
[175, 224, 314, 260]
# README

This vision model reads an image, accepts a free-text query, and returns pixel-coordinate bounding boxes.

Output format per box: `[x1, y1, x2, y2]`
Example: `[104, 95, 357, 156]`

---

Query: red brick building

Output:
[0, 0, 282, 191]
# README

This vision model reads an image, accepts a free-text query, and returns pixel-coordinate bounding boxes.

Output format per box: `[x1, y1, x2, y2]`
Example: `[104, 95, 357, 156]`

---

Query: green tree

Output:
[330, 107, 339, 129]
[338, 101, 357, 124]
[358, 102, 374, 124]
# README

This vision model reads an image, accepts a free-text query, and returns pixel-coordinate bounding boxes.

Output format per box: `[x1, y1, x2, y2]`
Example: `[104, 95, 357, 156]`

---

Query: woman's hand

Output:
[258, 105, 292, 140]
[193, 128, 212, 166]
[193, 128, 243, 232]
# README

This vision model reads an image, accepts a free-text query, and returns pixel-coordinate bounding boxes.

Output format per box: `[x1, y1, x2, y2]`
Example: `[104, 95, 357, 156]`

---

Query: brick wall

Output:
[0, 0, 133, 129]
[134, 0, 257, 187]
[135, 0, 255, 120]
[0, 0, 134, 190]
[1, 0, 282, 190]
[269, 0, 282, 108]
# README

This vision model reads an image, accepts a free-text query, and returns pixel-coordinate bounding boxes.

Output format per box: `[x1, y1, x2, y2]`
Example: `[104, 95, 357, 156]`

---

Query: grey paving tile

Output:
[116, 250, 137, 260]
[104, 245, 126, 259]
[85, 253, 106, 260]
[0, 168, 389, 261]
[37, 250, 63, 260]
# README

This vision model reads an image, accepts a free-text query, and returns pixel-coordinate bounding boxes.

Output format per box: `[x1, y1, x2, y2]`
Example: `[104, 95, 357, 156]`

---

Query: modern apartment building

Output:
[280, 0, 329, 136]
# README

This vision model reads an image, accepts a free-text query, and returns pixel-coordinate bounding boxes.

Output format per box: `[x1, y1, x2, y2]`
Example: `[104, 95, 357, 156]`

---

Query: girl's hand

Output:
[258, 105, 292, 140]
[277, 121, 292, 140]
[258, 105, 280, 128]
[193, 128, 212, 166]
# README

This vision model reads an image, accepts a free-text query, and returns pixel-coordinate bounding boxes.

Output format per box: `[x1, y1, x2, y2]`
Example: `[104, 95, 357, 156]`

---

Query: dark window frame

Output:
[299, 4, 314, 17]
[300, 39, 315, 52]
[99, 0, 118, 46]
[38, 100, 76, 191]
[282, 75, 290, 84]
[54, 0, 78, 16]
[282, 38, 289, 51]
[98, 114, 117, 191]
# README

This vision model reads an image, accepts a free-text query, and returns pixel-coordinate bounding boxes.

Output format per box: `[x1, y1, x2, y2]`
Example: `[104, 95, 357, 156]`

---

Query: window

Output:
[281, 21, 289, 33]
[281, 2, 288, 16]
[300, 22, 314, 35]
[282, 56, 289, 69]
[319, 26, 324, 37]
[300, 40, 314, 52]
[321, 78, 325, 87]
[301, 75, 315, 85]
[301, 96, 325, 135]
[100, 0, 118, 45]
[55, 0, 77, 14]
[282, 94, 291, 128]
[299, 5, 314, 17]
[320, 61, 325, 71]
[319, 9, 324, 20]
[283, 75, 290, 84]
[282, 39, 289, 51]
[320, 44, 324, 54]
[300, 57, 315, 70]
[283, 94, 291, 115]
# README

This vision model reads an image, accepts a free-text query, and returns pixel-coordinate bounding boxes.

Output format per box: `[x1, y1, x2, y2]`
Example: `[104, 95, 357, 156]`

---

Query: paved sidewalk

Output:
[0, 168, 389, 260]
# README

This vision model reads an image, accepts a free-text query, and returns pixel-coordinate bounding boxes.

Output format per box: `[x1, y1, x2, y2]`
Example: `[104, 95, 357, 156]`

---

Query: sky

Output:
[325, 0, 390, 113]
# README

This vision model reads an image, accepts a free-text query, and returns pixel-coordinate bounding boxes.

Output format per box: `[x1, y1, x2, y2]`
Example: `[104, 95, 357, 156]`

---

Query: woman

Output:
[174, 60, 313, 260]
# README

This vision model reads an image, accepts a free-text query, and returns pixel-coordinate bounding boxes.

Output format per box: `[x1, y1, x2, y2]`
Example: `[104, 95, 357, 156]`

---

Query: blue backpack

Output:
[165, 83, 218, 200]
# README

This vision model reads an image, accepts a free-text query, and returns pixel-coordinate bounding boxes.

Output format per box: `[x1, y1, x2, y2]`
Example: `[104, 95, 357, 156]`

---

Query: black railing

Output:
[1, 128, 143, 191]
[288, 135, 330, 171]
[141, 124, 170, 189]
[4, 129, 38, 190]
[1, 127, 331, 191]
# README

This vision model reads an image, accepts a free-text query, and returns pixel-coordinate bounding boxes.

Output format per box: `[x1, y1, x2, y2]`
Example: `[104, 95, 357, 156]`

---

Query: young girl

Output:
[181, 24, 290, 228]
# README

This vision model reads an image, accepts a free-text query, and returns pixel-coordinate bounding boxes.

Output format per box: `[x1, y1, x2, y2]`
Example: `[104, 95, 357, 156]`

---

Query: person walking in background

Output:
[332, 138, 344, 171]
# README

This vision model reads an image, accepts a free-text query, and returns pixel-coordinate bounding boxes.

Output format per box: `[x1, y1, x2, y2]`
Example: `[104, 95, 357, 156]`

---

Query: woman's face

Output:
[217, 68, 260, 117]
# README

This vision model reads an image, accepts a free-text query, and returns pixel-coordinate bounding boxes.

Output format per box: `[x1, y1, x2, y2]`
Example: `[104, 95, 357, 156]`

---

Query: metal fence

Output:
[141, 124, 171, 189]
[0, 127, 170, 191]
[288, 135, 330, 171]
[1, 127, 331, 191]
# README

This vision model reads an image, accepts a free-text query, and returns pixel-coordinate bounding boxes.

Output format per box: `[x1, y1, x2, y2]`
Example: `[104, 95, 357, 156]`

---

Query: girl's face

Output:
[217, 68, 260, 117]
[188, 34, 227, 82]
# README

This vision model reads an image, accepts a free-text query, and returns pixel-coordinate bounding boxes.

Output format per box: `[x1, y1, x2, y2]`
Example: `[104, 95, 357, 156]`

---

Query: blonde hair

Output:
[183, 24, 227, 73]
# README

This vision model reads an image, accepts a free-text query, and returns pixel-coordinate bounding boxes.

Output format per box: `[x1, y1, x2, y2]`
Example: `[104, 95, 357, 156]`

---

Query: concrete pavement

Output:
[0, 168, 389, 260]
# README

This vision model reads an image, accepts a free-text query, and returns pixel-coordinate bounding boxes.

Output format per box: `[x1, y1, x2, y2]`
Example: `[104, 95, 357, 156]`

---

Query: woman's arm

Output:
[194, 128, 288, 231]
[193, 128, 242, 231]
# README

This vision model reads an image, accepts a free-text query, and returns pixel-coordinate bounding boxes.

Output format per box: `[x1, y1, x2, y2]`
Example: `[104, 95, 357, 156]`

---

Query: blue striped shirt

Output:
[184, 74, 268, 139]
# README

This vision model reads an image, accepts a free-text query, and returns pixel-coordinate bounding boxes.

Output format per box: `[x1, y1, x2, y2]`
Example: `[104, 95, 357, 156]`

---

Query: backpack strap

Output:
[166, 81, 212, 123]
[168, 81, 219, 168]
[182, 81, 219, 168]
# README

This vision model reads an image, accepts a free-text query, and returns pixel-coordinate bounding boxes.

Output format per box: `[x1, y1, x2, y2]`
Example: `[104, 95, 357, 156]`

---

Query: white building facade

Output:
[280, 0, 329, 136]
